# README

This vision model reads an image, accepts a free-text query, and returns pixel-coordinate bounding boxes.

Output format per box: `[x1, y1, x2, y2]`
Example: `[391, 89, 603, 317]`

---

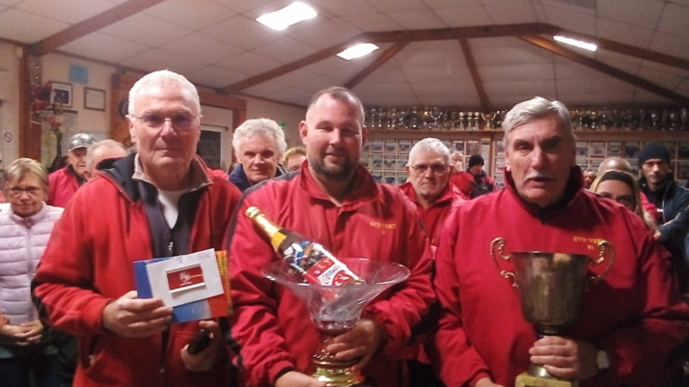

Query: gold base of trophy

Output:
[311, 338, 369, 387]
[516, 372, 579, 387]
[312, 365, 368, 387]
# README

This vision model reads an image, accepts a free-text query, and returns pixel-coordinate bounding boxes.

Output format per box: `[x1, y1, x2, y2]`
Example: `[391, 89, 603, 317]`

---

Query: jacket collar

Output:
[504, 165, 584, 218]
[103, 153, 211, 202]
[7, 202, 49, 228]
[299, 163, 379, 209]
[399, 181, 460, 207]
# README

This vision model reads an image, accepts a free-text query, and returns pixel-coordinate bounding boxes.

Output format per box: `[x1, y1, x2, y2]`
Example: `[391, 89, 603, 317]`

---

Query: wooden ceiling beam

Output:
[520, 35, 689, 106]
[364, 23, 559, 43]
[458, 38, 492, 112]
[28, 0, 166, 56]
[344, 40, 410, 90]
[222, 23, 558, 94]
[555, 28, 689, 71]
[221, 41, 353, 94]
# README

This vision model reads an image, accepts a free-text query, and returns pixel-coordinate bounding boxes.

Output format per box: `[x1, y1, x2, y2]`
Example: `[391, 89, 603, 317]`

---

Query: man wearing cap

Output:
[467, 154, 495, 198]
[47, 133, 96, 207]
[638, 142, 689, 297]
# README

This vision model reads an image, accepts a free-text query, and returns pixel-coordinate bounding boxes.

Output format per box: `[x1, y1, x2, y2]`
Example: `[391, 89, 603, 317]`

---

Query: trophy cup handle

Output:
[589, 240, 615, 284]
[490, 237, 517, 287]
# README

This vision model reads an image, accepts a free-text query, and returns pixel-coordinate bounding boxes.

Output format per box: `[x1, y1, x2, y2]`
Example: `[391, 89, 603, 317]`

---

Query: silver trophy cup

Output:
[490, 237, 614, 385]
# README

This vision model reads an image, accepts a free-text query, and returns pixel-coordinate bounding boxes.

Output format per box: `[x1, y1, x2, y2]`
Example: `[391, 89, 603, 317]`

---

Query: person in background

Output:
[399, 137, 463, 387]
[47, 133, 97, 207]
[32, 70, 242, 387]
[282, 146, 307, 172]
[466, 154, 495, 198]
[449, 150, 474, 198]
[229, 86, 434, 387]
[637, 142, 689, 298]
[583, 169, 597, 189]
[83, 139, 129, 180]
[401, 138, 467, 250]
[431, 96, 689, 387]
[0, 158, 65, 387]
[590, 169, 658, 234]
[597, 156, 659, 222]
[229, 118, 286, 191]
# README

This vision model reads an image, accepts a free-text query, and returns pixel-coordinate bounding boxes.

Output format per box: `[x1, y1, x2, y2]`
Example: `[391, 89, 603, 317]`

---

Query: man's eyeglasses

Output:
[131, 112, 199, 130]
[411, 163, 448, 174]
[8, 186, 43, 198]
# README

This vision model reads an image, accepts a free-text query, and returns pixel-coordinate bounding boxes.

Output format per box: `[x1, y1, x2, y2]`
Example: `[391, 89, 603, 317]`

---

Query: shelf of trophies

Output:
[362, 106, 689, 187]
[365, 106, 689, 136]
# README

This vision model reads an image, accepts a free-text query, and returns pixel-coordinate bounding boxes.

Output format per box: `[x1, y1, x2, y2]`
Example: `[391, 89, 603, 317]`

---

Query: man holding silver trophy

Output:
[431, 96, 689, 387]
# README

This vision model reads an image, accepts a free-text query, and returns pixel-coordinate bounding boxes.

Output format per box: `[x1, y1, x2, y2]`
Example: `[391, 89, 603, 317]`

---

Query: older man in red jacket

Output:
[431, 96, 689, 387]
[33, 70, 241, 387]
[47, 133, 96, 207]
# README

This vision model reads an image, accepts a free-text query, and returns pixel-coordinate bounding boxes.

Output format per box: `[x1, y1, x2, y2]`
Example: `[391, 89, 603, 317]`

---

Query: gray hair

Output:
[407, 138, 450, 166]
[450, 150, 464, 162]
[232, 118, 287, 156]
[127, 70, 201, 118]
[306, 86, 365, 127]
[502, 96, 575, 146]
[86, 139, 128, 171]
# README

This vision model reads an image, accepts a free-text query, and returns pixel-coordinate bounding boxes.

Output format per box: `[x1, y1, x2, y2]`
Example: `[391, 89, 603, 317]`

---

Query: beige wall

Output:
[245, 97, 305, 150]
[0, 43, 21, 165]
[0, 41, 306, 169]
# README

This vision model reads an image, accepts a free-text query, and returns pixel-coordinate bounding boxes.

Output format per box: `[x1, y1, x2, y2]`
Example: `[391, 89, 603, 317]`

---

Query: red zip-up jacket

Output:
[33, 154, 241, 387]
[431, 167, 689, 387]
[47, 165, 83, 208]
[399, 181, 466, 249]
[229, 164, 435, 387]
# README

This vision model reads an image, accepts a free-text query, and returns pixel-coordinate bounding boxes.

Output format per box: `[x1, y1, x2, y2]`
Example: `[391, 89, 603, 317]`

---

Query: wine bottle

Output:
[245, 206, 362, 286]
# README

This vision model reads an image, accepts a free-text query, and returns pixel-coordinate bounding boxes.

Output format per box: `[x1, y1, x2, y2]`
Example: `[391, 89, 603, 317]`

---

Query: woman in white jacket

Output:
[0, 158, 64, 387]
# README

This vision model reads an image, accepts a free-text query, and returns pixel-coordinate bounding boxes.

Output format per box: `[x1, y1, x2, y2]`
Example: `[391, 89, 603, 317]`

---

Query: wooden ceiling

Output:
[1, 0, 688, 109]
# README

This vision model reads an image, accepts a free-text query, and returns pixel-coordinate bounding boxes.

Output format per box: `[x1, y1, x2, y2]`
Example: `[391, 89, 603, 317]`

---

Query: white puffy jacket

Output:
[0, 202, 63, 324]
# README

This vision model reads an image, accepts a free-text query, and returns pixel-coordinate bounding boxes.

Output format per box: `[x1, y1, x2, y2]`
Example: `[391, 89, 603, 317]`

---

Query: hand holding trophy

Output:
[248, 206, 411, 387]
[490, 237, 614, 387]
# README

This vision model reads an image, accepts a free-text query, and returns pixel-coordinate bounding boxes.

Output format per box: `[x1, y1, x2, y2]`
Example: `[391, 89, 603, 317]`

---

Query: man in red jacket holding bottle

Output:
[229, 86, 435, 387]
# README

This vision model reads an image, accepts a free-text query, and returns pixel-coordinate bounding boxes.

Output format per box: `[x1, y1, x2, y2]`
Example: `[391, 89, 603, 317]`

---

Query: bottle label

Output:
[285, 241, 360, 286]
[305, 256, 357, 286]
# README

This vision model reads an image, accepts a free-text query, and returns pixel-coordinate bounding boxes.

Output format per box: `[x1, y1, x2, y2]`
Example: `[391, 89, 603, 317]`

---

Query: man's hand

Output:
[528, 336, 599, 380]
[474, 377, 506, 387]
[102, 290, 173, 338]
[0, 319, 44, 346]
[275, 371, 326, 387]
[326, 318, 382, 372]
[180, 320, 221, 372]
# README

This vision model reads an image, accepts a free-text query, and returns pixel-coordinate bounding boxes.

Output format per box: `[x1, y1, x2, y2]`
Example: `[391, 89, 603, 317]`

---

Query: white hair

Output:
[232, 118, 287, 156]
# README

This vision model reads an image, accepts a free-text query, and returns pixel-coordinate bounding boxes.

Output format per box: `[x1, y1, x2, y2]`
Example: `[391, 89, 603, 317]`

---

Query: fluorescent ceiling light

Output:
[553, 35, 597, 52]
[337, 43, 380, 60]
[256, 2, 317, 31]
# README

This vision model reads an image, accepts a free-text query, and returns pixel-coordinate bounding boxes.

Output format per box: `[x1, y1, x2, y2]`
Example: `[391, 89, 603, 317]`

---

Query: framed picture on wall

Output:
[84, 87, 106, 111]
[51, 81, 73, 107]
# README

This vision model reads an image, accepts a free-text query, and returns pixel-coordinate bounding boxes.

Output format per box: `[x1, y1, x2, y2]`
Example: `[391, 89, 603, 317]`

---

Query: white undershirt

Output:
[157, 188, 188, 228]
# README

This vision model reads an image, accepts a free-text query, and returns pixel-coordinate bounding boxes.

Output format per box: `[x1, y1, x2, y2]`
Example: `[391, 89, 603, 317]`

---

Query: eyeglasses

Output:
[131, 112, 199, 130]
[8, 186, 43, 198]
[411, 163, 448, 174]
